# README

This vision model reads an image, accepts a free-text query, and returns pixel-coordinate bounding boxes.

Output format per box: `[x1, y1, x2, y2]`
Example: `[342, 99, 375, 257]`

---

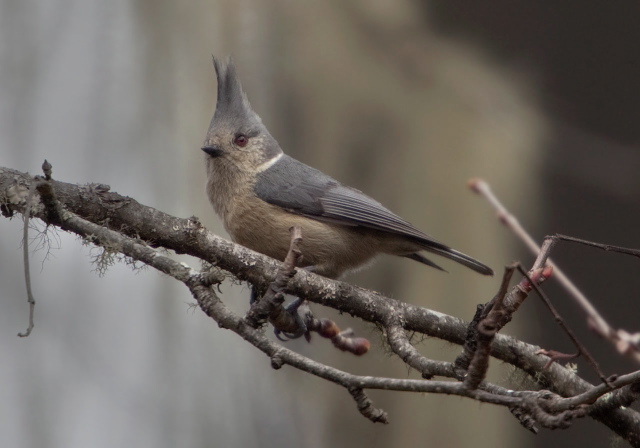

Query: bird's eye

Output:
[234, 134, 248, 147]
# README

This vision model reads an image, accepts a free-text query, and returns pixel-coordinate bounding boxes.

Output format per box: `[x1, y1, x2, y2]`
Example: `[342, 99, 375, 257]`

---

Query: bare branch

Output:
[349, 388, 389, 424]
[386, 323, 454, 379]
[517, 264, 610, 384]
[556, 233, 640, 259]
[2, 166, 640, 444]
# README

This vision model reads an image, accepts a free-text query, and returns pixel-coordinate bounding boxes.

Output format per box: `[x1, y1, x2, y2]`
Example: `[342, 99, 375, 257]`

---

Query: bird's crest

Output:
[212, 56, 259, 126]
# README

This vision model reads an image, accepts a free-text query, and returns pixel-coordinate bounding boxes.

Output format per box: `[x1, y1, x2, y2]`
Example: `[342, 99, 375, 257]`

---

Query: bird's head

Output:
[202, 57, 283, 172]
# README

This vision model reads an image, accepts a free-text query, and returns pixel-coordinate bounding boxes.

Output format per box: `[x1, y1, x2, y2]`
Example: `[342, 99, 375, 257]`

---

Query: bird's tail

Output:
[406, 244, 494, 276]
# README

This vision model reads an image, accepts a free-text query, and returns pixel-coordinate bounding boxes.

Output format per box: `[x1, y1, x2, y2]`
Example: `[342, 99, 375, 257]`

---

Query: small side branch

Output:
[455, 264, 517, 375]
[386, 324, 454, 379]
[17, 160, 65, 337]
[556, 233, 640, 259]
[18, 180, 37, 338]
[349, 387, 389, 424]
[517, 264, 610, 385]
[455, 262, 552, 377]
[463, 266, 512, 390]
[552, 234, 640, 364]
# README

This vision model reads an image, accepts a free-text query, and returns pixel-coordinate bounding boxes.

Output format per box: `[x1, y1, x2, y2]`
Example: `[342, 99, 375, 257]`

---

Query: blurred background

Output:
[1, 1, 639, 447]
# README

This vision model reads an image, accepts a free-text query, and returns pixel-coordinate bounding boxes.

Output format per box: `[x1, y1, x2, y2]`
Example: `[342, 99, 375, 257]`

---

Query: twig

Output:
[455, 264, 517, 377]
[469, 178, 598, 324]
[509, 407, 539, 434]
[517, 264, 610, 385]
[468, 178, 542, 255]
[385, 323, 454, 379]
[553, 234, 640, 363]
[522, 392, 587, 429]
[556, 233, 640, 259]
[464, 265, 514, 390]
[495, 265, 553, 331]
[349, 388, 389, 424]
[470, 178, 640, 365]
[545, 369, 640, 411]
[535, 349, 580, 368]
[18, 180, 37, 338]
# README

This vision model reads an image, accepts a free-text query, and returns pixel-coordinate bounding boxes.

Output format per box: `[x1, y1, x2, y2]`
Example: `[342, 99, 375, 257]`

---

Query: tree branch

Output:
[2, 166, 639, 445]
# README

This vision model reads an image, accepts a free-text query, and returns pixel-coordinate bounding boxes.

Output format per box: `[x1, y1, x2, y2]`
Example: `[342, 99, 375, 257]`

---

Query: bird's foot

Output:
[274, 297, 308, 340]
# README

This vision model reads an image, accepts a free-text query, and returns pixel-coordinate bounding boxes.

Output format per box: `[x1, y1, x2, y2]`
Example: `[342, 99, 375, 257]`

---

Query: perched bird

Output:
[202, 57, 493, 280]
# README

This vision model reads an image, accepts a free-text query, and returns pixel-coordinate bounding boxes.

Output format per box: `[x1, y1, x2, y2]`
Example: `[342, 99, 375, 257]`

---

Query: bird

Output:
[201, 57, 493, 281]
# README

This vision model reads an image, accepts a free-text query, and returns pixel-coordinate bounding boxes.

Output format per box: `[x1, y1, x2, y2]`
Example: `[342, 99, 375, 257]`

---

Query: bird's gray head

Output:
[202, 57, 283, 171]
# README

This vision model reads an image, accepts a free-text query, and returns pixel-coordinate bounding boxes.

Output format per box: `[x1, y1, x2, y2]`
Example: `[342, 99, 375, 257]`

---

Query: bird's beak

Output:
[202, 145, 224, 157]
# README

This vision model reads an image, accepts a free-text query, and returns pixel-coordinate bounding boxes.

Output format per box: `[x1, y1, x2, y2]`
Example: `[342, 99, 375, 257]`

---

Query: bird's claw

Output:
[273, 298, 308, 340]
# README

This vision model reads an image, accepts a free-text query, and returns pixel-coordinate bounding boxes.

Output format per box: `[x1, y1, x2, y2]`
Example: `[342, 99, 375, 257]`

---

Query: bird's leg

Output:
[272, 265, 317, 339]
[250, 285, 259, 305]
[273, 265, 315, 339]
[286, 296, 304, 313]
[302, 265, 317, 274]
[274, 296, 308, 341]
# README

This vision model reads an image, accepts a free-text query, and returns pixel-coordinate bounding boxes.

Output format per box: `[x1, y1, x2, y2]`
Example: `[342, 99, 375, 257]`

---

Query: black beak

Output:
[202, 145, 224, 157]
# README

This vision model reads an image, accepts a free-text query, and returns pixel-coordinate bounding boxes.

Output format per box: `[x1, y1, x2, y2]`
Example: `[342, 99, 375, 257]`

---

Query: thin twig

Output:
[349, 387, 389, 424]
[470, 178, 640, 364]
[470, 180, 605, 324]
[455, 264, 517, 377]
[556, 233, 640, 259]
[553, 234, 640, 363]
[516, 263, 610, 385]
[386, 323, 454, 379]
[468, 178, 542, 255]
[464, 265, 514, 390]
[18, 180, 37, 338]
[546, 369, 640, 412]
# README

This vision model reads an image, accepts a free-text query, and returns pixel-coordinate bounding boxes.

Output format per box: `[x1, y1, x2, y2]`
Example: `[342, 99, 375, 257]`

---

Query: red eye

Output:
[234, 134, 248, 147]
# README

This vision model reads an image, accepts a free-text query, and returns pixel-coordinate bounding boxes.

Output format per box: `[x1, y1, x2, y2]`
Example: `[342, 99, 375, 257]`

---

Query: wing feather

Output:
[254, 155, 493, 275]
[255, 155, 441, 245]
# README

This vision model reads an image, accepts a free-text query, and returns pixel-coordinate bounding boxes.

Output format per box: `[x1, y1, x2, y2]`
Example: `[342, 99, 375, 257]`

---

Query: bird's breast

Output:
[226, 197, 384, 278]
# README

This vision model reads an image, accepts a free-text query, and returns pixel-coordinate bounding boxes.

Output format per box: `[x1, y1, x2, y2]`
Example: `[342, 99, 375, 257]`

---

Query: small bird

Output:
[202, 57, 493, 280]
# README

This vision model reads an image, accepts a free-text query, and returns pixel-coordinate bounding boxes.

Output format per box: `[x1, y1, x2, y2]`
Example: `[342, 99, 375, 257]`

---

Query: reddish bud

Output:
[318, 319, 340, 338]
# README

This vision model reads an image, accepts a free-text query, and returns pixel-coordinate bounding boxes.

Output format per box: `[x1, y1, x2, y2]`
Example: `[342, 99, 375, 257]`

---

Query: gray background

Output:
[1, 1, 638, 447]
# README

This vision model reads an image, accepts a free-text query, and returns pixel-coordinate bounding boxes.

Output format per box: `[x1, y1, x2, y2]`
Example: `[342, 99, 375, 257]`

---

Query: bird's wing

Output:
[254, 155, 493, 276]
[254, 155, 440, 245]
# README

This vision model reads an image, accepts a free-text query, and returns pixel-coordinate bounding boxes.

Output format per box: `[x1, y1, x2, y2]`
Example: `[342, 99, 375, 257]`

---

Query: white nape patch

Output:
[256, 152, 283, 172]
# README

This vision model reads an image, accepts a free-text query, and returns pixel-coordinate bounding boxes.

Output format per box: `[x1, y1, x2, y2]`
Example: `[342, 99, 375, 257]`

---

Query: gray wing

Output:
[255, 155, 494, 276]
[254, 155, 439, 244]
